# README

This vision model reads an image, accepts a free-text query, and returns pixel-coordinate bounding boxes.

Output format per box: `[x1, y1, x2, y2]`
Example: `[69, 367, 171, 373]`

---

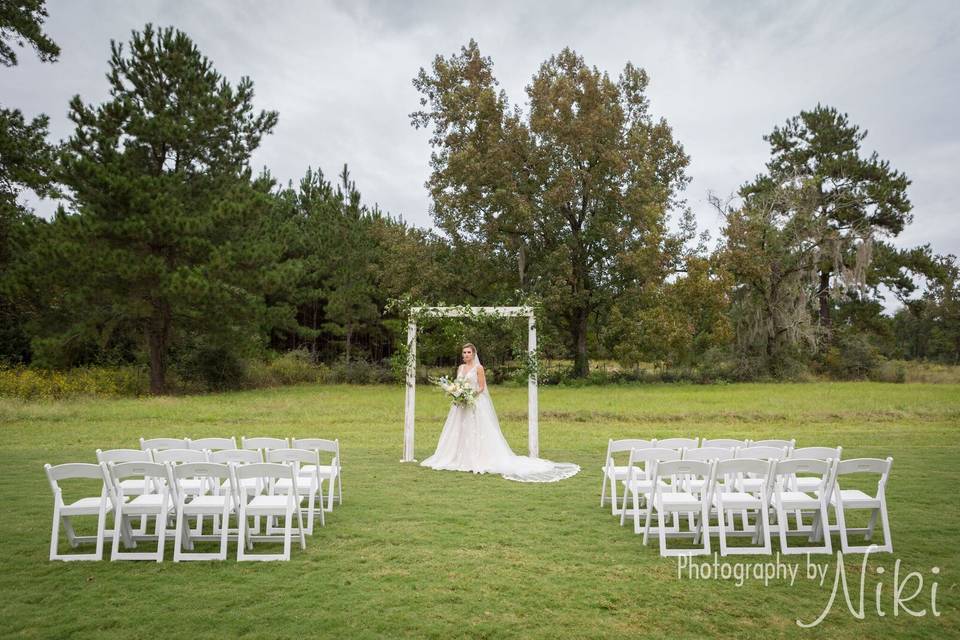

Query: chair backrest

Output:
[714, 458, 772, 488]
[140, 437, 189, 451]
[109, 461, 170, 481]
[834, 457, 893, 497]
[241, 437, 289, 452]
[267, 448, 319, 467]
[188, 437, 237, 451]
[626, 447, 681, 472]
[790, 446, 842, 461]
[682, 447, 735, 462]
[233, 462, 295, 482]
[44, 462, 110, 503]
[209, 449, 261, 465]
[152, 448, 208, 464]
[700, 438, 747, 449]
[749, 438, 796, 450]
[172, 462, 231, 481]
[607, 438, 654, 455]
[96, 448, 152, 463]
[654, 437, 699, 450]
[772, 458, 832, 491]
[654, 459, 713, 486]
[736, 445, 788, 460]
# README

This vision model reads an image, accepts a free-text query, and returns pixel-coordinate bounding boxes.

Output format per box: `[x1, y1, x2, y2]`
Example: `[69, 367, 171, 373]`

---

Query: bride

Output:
[421, 343, 580, 482]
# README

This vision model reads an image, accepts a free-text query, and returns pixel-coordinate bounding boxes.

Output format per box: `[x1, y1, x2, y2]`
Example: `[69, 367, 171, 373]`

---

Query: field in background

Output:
[1, 382, 958, 638]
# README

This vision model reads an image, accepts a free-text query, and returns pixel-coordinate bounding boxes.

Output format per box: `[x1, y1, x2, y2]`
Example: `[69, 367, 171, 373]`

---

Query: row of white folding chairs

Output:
[600, 438, 795, 514]
[45, 454, 328, 562]
[611, 449, 893, 557]
[134, 436, 342, 513]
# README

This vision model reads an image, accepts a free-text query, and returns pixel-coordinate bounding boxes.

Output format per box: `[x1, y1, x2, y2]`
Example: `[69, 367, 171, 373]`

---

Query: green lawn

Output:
[1, 382, 957, 639]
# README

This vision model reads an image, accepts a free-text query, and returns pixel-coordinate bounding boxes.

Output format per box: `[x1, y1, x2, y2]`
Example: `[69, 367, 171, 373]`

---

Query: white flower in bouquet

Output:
[429, 375, 478, 407]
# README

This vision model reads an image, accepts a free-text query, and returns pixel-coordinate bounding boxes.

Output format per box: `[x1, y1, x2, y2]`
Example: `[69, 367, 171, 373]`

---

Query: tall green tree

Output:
[742, 105, 912, 335]
[412, 41, 689, 376]
[0, 0, 59, 363]
[53, 24, 281, 393]
[0, 0, 59, 67]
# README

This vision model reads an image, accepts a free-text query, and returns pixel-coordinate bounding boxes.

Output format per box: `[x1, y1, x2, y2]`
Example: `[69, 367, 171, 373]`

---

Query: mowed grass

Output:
[0, 382, 958, 639]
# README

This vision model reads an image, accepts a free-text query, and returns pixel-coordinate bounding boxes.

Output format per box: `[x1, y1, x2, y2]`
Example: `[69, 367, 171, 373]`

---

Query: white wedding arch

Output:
[402, 306, 539, 462]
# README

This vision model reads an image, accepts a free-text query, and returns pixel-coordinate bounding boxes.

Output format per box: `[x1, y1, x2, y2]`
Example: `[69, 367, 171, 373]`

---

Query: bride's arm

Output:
[476, 365, 486, 394]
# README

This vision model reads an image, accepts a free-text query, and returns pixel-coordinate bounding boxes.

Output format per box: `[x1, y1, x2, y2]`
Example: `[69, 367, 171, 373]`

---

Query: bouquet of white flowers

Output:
[429, 375, 478, 407]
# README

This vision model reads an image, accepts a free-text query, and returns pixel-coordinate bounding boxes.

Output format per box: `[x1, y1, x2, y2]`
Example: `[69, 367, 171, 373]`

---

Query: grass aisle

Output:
[0, 383, 957, 639]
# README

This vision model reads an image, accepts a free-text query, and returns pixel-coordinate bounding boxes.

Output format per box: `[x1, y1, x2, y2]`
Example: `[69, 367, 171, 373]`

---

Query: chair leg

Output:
[610, 479, 619, 516]
[600, 472, 608, 507]
[155, 511, 167, 563]
[219, 505, 230, 560]
[632, 490, 642, 534]
[282, 510, 292, 561]
[326, 477, 335, 513]
[718, 501, 729, 556]
[657, 508, 668, 556]
[237, 508, 247, 561]
[337, 472, 342, 505]
[49, 507, 60, 561]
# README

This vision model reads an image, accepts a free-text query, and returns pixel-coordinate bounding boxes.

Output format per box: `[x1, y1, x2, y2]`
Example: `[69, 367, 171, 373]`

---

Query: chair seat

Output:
[622, 478, 663, 491]
[183, 494, 232, 513]
[275, 477, 315, 493]
[794, 477, 822, 491]
[118, 478, 150, 494]
[715, 491, 763, 509]
[602, 465, 642, 480]
[777, 491, 820, 509]
[300, 465, 338, 478]
[831, 489, 880, 509]
[224, 477, 259, 494]
[657, 492, 701, 510]
[739, 478, 766, 492]
[245, 494, 303, 514]
[124, 494, 172, 514]
[62, 496, 113, 515]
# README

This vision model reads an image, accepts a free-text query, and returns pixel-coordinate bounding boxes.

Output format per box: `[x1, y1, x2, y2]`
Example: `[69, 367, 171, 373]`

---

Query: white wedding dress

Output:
[421, 363, 580, 482]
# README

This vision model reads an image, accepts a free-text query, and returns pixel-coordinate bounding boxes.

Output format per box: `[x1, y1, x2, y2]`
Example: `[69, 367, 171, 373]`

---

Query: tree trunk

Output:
[818, 270, 832, 330]
[146, 299, 171, 395]
[572, 306, 589, 377]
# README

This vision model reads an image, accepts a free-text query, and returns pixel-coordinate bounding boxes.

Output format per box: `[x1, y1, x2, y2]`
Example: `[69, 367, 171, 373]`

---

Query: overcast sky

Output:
[4, 0, 958, 258]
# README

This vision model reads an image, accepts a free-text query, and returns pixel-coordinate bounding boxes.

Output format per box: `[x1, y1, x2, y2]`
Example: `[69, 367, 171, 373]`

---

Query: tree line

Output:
[1, 8, 957, 394]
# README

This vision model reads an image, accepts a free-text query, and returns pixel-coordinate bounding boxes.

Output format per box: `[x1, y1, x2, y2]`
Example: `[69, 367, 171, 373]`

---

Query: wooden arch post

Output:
[402, 306, 538, 462]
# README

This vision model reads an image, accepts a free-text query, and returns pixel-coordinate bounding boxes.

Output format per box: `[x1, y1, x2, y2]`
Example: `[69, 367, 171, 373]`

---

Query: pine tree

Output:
[53, 24, 280, 393]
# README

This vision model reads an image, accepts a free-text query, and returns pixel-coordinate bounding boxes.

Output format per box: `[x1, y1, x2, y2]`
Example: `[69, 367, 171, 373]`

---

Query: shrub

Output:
[176, 344, 247, 391]
[0, 365, 149, 400]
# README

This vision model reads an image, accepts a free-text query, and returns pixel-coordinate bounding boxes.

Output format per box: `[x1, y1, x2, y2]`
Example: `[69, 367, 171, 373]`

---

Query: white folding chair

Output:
[655, 437, 699, 450]
[750, 438, 796, 453]
[700, 438, 747, 450]
[619, 447, 681, 533]
[291, 438, 342, 512]
[171, 462, 236, 561]
[209, 449, 263, 535]
[139, 437, 189, 451]
[241, 436, 289, 457]
[152, 449, 209, 533]
[188, 437, 237, 452]
[787, 446, 842, 531]
[712, 458, 773, 556]
[771, 458, 833, 555]
[107, 461, 174, 562]
[643, 459, 714, 557]
[44, 462, 117, 561]
[96, 449, 155, 534]
[829, 457, 894, 553]
[234, 462, 306, 561]
[600, 438, 654, 515]
[268, 448, 325, 533]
